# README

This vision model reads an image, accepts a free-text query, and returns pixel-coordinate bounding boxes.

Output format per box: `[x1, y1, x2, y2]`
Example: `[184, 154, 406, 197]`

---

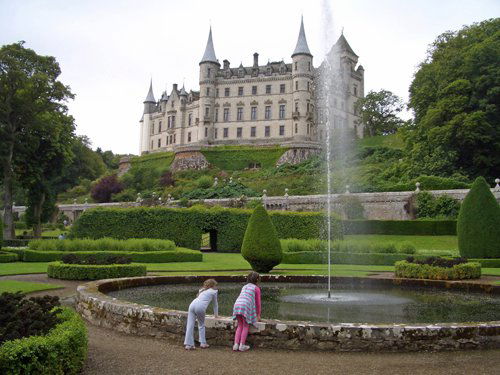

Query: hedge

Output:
[47, 262, 147, 280]
[343, 219, 456, 235]
[201, 145, 287, 170]
[0, 251, 18, 262]
[23, 248, 201, 263]
[1, 239, 29, 247]
[394, 260, 481, 280]
[0, 307, 87, 375]
[471, 258, 500, 268]
[282, 252, 431, 265]
[2, 248, 26, 260]
[29, 238, 176, 252]
[70, 206, 343, 252]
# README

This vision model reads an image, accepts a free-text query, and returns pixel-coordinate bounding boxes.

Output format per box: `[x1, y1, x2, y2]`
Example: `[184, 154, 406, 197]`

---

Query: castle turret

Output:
[199, 27, 219, 143]
[140, 79, 156, 154]
[291, 16, 314, 141]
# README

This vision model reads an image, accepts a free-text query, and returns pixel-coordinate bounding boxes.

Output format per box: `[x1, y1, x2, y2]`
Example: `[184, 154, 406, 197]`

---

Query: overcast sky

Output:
[1, 0, 498, 155]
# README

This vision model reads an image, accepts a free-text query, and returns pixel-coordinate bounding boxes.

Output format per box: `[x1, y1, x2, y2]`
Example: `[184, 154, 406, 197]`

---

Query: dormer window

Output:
[225, 70, 231, 78]
[267, 67, 272, 75]
[238, 68, 244, 78]
[171, 101, 174, 108]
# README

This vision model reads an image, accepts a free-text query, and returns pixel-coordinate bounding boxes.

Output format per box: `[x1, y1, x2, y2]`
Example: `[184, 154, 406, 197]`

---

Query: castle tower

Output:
[199, 27, 220, 143]
[140, 80, 156, 154]
[291, 17, 314, 141]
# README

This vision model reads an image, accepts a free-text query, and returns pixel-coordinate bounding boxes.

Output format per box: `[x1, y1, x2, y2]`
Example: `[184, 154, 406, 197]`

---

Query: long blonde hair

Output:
[198, 279, 217, 295]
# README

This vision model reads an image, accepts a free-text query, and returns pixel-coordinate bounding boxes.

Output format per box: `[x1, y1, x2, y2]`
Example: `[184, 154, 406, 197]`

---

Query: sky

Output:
[1, 0, 499, 155]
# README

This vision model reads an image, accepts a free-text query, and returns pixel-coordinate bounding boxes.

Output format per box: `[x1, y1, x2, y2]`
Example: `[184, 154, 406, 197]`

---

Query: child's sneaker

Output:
[232, 343, 239, 351]
[200, 344, 209, 349]
[184, 345, 195, 350]
[239, 344, 250, 352]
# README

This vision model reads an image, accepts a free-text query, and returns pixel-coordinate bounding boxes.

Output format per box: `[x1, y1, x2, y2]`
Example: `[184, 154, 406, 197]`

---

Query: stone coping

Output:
[76, 275, 500, 352]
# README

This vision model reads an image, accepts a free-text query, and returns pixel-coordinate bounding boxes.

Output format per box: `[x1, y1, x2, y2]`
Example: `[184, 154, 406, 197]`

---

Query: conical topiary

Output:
[457, 176, 500, 258]
[241, 205, 283, 273]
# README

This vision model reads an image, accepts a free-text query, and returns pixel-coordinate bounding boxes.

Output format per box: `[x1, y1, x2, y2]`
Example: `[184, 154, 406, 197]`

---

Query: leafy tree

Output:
[241, 205, 282, 273]
[96, 147, 121, 170]
[91, 175, 123, 203]
[354, 89, 405, 136]
[0, 42, 75, 239]
[407, 18, 500, 180]
[457, 176, 500, 258]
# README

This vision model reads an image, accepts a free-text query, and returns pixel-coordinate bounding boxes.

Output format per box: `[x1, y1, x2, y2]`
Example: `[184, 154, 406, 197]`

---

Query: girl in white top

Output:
[184, 279, 219, 350]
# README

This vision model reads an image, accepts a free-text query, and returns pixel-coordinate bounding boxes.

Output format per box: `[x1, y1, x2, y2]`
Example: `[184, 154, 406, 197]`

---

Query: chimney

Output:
[223, 59, 230, 70]
[253, 53, 259, 67]
[173, 83, 178, 92]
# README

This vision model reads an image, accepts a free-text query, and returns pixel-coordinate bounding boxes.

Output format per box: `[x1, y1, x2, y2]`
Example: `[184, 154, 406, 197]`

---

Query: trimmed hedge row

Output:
[472, 258, 500, 268]
[47, 262, 147, 280]
[282, 252, 432, 265]
[343, 220, 456, 235]
[0, 251, 18, 262]
[70, 207, 343, 252]
[1, 239, 30, 247]
[23, 249, 202, 263]
[394, 260, 481, 280]
[0, 307, 87, 375]
[29, 238, 177, 252]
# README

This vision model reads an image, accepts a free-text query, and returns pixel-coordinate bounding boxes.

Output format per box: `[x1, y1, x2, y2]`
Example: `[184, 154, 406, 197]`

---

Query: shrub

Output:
[196, 175, 213, 189]
[29, 238, 176, 252]
[343, 219, 456, 235]
[0, 251, 18, 262]
[0, 306, 87, 375]
[398, 242, 417, 254]
[416, 192, 461, 219]
[241, 206, 283, 273]
[405, 256, 467, 268]
[111, 188, 137, 202]
[91, 174, 124, 203]
[2, 248, 25, 260]
[70, 206, 343, 252]
[395, 260, 481, 280]
[0, 293, 60, 345]
[23, 249, 201, 263]
[457, 177, 500, 258]
[47, 262, 147, 280]
[159, 170, 175, 187]
[61, 253, 132, 265]
[337, 195, 365, 219]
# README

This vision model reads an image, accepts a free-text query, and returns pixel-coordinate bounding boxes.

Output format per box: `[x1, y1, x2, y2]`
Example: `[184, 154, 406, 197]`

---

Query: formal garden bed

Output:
[395, 257, 481, 280]
[47, 261, 147, 280]
[0, 293, 87, 374]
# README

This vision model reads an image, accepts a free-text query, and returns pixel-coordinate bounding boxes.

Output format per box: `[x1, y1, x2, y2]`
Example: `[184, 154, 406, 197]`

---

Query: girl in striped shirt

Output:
[232, 272, 261, 352]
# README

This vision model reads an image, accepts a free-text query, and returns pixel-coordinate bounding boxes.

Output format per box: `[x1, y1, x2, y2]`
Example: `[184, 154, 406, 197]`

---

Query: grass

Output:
[0, 280, 63, 294]
[356, 133, 404, 149]
[0, 262, 51, 276]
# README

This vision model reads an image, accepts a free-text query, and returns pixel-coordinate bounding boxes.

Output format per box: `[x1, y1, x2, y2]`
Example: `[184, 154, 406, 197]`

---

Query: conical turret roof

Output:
[292, 16, 312, 58]
[179, 85, 187, 96]
[144, 79, 155, 103]
[200, 27, 218, 64]
[334, 33, 358, 57]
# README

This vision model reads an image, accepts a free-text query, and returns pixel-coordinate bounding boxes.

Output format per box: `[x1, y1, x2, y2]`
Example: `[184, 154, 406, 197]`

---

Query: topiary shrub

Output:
[457, 177, 500, 258]
[241, 205, 282, 273]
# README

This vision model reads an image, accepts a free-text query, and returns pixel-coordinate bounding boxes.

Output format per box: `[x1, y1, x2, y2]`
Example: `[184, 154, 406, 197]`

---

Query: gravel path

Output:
[2, 273, 500, 374]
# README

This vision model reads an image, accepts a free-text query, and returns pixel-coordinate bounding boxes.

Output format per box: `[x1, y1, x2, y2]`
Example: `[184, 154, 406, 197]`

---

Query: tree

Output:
[91, 175, 123, 203]
[354, 89, 404, 136]
[457, 176, 500, 258]
[407, 18, 500, 180]
[241, 205, 282, 273]
[0, 42, 75, 239]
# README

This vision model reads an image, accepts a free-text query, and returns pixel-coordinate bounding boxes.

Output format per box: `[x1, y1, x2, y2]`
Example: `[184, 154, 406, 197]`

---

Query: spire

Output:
[292, 16, 312, 58]
[144, 79, 155, 103]
[334, 33, 358, 57]
[200, 27, 218, 64]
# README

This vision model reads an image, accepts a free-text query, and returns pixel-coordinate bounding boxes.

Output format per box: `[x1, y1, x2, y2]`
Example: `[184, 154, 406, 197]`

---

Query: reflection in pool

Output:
[108, 282, 500, 324]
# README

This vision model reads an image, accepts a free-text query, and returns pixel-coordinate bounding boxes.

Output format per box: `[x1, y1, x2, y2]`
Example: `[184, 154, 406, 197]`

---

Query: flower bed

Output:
[47, 262, 147, 280]
[395, 258, 481, 280]
[0, 307, 87, 374]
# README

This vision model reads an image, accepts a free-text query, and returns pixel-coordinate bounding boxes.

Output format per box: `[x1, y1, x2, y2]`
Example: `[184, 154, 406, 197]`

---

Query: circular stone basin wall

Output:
[76, 275, 500, 352]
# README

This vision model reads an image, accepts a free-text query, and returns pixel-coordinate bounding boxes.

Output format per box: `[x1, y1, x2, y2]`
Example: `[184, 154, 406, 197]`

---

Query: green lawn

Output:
[0, 280, 63, 294]
[0, 262, 51, 276]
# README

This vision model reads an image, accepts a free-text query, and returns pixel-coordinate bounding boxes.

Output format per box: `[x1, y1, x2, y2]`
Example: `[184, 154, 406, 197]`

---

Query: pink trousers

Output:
[234, 315, 249, 345]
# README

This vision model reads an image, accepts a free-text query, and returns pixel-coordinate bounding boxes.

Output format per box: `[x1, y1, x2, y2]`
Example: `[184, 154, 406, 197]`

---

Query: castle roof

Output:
[144, 80, 155, 103]
[334, 33, 358, 57]
[179, 85, 188, 96]
[292, 16, 312, 58]
[200, 27, 219, 64]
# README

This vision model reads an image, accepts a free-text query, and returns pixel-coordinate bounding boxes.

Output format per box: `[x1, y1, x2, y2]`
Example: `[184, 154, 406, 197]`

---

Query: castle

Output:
[139, 18, 364, 159]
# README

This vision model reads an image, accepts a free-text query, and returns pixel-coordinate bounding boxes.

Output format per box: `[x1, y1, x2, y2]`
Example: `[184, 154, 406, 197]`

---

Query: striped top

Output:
[232, 283, 261, 325]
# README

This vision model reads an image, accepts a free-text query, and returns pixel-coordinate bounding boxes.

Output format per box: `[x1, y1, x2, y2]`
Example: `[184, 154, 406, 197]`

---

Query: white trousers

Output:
[184, 302, 206, 346]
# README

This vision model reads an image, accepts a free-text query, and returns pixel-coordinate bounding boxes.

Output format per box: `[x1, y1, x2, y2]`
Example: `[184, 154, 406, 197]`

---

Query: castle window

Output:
[151, 140, 153, 149]
[238, 87, 243, 96]
[205, 106, 210, 117]
[214, 128, 218, 139]
[265, 106, 271, 120]
[279, 105, 285, 119]
[223, 108, 229, 122]
[250, 126, 256, 137]
[308, 61, 311, 71]
[216, 88, 219, 97]
[172, 116, 176, 127]
[206, 87, 210, 96]
[294, 101, 299, 112]
[224, 88, 230, 97]
[265, 126, 270, 137]
[280, 84, 285, 94]
[169, 135, 173, 144]
[237, 127, 242, 138]
[188, 132, 191, 142]
[238, 68, 244, 78]
[307, 81, 310, 91]
[295, 81, 298, 90]
[166, 136, 169, 145]
[307, 124, 310, 134]
[172, 101, 174, 108]
[252, 86, 257, 95]
[251, 106, 257, 120]
[167, 117, 171, 128]
[294, 62, 297, 71]
[223, 128, 228, 138]
[266, 85, 271, 94]
[207, 67, 211, 78]
[205, 127, 208, 137]
[307, 102, 310, 113]
[279, 125, 285, 136]
[188, 113, 192, 126]
[174, 134, 176, 143]
[237, 107, 243, 121]
[295, 123, 298, 134]
[215, 108, 219, 122]
[159, 121, 162, 132]
[158, 138, 161, 148]
[353, 85, 358, 96]
[267, 67, 272, 75]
